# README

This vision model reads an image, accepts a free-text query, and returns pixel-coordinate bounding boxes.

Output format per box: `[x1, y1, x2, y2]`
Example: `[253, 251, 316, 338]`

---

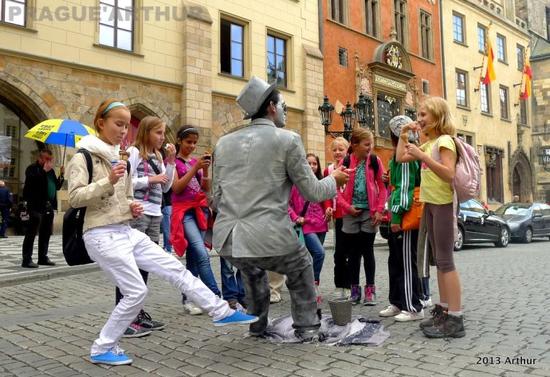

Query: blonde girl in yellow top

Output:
[396, 97, 464, 338]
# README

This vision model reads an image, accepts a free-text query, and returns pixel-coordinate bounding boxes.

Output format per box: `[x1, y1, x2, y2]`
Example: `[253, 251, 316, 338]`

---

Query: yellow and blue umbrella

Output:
[24, 119, 96, 165]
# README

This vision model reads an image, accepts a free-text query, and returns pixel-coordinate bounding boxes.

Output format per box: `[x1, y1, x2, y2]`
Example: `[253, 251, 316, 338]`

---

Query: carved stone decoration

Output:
[485, 146, 503, 168]
[405, 91, 414, 107]
[355, 57, 374, 97]
[385, 45, 403, 69]
[360, 77, 372, 96]
[406, 79, 419, 109]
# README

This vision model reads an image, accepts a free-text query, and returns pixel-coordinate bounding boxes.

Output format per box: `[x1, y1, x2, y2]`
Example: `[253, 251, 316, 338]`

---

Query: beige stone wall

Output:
[532, 58, 550, 201]
[303, 46, 327, 166]
[0, 55, 181, 128]
[207, 0, 320, 111]
[0, 0, 185, 84]
[180, 6, 213, 131]
[211, 94, 247, 147]
[443, 0, 533, 204]
[211, 93, 305, 148]
[0, 54, 182, 215]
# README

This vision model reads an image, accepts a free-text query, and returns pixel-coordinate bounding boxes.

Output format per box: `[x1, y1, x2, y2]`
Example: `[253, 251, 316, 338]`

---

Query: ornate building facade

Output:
[519, 0, 550, 202]
[321, 0, 444, 165]
[441, 0, 533, 205]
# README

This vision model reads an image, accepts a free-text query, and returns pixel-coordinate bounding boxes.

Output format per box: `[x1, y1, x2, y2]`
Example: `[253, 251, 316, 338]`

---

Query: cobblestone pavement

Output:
[1, 235, 550, 376]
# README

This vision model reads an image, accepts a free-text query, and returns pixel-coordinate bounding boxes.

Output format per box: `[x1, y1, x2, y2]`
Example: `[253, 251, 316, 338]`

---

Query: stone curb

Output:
[0, 264, 100, 288]
[0, 239, 387, 287]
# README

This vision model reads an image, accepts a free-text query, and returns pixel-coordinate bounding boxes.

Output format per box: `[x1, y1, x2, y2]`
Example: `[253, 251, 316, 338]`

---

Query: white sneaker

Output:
[379, 305, 401, 317]
[183, 302, 203, 315]
[421, 298, 433, 308]
[394, 310, 425, 322]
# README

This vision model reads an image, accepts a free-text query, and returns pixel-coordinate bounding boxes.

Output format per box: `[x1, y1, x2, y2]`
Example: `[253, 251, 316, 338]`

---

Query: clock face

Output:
[385, 45, 403, 69]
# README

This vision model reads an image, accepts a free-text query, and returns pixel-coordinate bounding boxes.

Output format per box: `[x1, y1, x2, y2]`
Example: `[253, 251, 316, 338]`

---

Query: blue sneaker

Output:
[213, 311, 259, 327]
[90, 347, 133, 366]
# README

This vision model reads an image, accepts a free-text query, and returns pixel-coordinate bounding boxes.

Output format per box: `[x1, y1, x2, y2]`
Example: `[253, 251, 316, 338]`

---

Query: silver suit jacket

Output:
[212, 118, 337, 258]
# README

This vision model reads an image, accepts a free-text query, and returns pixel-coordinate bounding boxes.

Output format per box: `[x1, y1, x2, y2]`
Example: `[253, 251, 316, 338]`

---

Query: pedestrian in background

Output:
[115, 115, 176, 337]
[170, 125, 221, 315]
[338, 128, 387, 305]
[21, 148, 63, 268]
[379, 115, 424, 322]
[396, 96, 465, 338]
[0, 180, 12, 238]
[68, 99, 257, 366]
[323, 137, 350, 299]
[288, 152, 331, 304]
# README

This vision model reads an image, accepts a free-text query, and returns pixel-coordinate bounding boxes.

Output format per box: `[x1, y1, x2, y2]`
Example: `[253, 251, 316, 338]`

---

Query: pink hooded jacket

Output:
[288, 185, 330, 234]
[337, 153, 387, 217]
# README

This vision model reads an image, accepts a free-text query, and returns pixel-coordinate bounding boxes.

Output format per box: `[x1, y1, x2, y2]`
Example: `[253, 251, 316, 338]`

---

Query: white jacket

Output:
[68, 135, 134, 232]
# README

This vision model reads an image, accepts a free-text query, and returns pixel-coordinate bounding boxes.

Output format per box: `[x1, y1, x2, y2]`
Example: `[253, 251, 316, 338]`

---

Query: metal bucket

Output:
[328, 298, 352, 326]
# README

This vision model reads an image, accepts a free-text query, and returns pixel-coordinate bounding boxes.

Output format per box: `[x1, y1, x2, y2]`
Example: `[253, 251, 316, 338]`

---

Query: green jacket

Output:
[389, 156, 420, 225]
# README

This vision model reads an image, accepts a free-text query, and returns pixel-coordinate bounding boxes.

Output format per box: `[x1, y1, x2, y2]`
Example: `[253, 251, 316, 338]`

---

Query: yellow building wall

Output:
[0, 0, 185, 84]
[207, 0, 320, 111]
[442, 0, 532, 205]
[0, 0, 319, 112]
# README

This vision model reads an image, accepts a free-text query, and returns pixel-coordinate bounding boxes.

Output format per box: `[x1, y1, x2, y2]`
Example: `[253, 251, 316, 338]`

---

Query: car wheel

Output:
[454, 226, 464, 251]
[495, 226, 510, 248]
[522, 227, 533, 243]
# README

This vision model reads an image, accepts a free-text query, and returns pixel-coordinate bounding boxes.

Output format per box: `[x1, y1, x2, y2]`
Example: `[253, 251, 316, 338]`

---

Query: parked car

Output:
[494, 202, 550, 243]
[380, 199, 510, 251]
[454, 199, 510, 251]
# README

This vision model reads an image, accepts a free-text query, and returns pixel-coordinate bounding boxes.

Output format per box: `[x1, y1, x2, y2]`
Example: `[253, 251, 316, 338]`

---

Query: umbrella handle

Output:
[61, 133, 69, 171]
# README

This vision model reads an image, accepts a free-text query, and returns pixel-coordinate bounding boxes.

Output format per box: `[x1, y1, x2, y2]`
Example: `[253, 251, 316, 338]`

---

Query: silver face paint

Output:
[274, 99, 287, 128]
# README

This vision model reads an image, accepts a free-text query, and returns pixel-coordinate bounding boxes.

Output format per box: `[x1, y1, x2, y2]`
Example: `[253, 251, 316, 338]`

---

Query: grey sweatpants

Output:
[224, 246, 319, 336]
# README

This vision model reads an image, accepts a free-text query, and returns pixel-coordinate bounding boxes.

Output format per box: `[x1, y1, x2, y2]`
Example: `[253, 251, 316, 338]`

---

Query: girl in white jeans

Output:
[68, 99, 257, 366]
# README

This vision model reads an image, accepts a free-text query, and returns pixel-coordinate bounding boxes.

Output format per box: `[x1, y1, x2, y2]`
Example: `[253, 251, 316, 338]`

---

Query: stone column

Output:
[303, 45, 326, 165]
[181, 2, 213, 149]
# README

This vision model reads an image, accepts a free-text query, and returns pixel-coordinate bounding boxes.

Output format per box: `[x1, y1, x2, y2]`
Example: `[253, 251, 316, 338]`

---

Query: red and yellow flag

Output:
[482, 39, 496, 84]
[520, 61, 532, 100]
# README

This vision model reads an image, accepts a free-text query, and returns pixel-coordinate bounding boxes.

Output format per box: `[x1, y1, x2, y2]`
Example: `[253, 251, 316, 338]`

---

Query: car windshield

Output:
[495, 205, 530, 216]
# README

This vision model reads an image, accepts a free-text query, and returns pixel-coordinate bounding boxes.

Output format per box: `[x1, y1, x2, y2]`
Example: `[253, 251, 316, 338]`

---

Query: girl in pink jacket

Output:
[288, 153, 331, 304]
[338, 129, 387, 305]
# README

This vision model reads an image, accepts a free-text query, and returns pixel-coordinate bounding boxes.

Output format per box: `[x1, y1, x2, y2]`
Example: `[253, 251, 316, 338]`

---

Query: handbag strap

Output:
[147, 156, 162, 175]
[176, 157, 201, 184]
[299, 201, 310, 217]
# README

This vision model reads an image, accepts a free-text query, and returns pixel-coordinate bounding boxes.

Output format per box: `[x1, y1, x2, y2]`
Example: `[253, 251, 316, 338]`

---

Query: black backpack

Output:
[62, 149, 130, 266]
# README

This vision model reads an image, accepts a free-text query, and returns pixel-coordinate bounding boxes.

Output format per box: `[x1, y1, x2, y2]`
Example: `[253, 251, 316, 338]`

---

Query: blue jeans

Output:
[161, 205, 172, 252]
[220, 257, 245, 302]
[183, 209, 220, 296]
[304, 232, 326, 282]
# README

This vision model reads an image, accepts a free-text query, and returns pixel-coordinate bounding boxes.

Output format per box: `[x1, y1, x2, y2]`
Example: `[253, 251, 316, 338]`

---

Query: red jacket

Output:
[170, 191, 208, 257]
[337, 154, 387, 217]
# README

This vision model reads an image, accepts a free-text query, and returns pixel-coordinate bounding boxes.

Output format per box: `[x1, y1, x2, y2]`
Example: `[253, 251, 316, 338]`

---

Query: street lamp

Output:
[319, 94, 374, 140]
[318, 95, 334, 130]
[340, 102, 355, 137]
[354, 93, 371, 128]
[539, 146, 550, 171]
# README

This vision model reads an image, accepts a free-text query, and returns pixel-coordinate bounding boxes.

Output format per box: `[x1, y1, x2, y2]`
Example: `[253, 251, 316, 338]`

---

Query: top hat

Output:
[236, 76, 277, 119]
